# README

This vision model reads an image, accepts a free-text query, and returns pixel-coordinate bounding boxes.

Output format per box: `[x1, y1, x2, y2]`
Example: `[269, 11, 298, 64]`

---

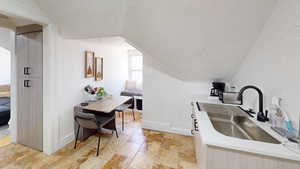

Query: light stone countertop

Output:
[192, 95, 300, 162]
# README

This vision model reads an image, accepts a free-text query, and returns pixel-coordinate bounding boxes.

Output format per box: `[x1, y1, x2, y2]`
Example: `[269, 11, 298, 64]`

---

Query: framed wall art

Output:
[95, 57, 103, 81]
[85, 51, 95, 78]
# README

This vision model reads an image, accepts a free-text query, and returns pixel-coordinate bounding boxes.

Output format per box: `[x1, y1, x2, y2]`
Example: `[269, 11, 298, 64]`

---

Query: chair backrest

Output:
[74, 111, 99, 129]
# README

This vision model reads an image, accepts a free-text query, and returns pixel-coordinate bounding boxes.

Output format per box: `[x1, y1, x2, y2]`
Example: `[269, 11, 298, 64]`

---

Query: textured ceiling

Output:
[34, 0, 126, 38]
[34, 0, 277, 81]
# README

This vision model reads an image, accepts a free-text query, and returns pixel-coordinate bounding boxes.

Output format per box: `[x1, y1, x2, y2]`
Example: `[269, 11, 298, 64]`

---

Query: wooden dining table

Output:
[81, 96, 132, 113]
[74, 96, 132, 140]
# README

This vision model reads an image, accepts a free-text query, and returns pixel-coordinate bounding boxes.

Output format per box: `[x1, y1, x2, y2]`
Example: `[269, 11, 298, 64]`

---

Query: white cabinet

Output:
[16, 35, 27, 78]
[27, 32, 43, 78]
[16, 25, 43, 151]
[16, 31, 43, 78]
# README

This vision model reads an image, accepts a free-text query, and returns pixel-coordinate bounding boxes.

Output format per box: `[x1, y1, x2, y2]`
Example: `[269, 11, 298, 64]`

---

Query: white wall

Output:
[0, 47, 10, 85]
[122, 0, 277, 81]
[0, 27, 13, 50]
[55, 37, 128, 148]
[0, 27, 13, 85]
[231, 0, 300, 130]
[143, 54, 210, 135]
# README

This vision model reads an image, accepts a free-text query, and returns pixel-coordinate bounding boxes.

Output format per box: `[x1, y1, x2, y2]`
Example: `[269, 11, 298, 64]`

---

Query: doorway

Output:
[0, 14, 44, 151]
[121, 41, 143, 119]
[0, 45, 11, 147]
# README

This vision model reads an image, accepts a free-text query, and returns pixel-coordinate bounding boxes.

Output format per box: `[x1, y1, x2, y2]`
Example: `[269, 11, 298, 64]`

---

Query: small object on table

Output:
[84, 85, 109, 101]
[80, 102, 89, 107]
[84, 85, 96, 95]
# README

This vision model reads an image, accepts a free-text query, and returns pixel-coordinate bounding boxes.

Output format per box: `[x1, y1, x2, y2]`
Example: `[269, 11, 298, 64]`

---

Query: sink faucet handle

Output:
[265, 110, 269, 121]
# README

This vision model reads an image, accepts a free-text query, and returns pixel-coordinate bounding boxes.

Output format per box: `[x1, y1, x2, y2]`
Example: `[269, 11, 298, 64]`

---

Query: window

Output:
[128, 52, 143, 83]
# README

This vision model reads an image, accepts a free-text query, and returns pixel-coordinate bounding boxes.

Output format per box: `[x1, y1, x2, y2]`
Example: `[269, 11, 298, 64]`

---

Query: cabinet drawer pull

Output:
[27, 80, 31, 87]
[27, 67, 31, 75]
[24, 80, 31, 88]
[24, 67, 30, 75]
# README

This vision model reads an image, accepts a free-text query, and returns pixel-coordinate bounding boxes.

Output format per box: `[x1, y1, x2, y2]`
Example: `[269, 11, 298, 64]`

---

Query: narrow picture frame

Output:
[85, 51, 95, 78]
[95, 57, 103, 81]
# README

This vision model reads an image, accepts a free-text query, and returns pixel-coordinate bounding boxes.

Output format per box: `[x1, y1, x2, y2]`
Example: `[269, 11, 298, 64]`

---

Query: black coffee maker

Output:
[210, 82, 225, 97]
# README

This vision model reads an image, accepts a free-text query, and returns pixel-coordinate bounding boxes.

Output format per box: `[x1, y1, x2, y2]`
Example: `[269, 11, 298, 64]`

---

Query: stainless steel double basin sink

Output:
[201, 103, 280, 144]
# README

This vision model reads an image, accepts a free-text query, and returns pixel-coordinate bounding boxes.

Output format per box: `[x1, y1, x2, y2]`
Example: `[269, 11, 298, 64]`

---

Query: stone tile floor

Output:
[0, 112, 197, 169]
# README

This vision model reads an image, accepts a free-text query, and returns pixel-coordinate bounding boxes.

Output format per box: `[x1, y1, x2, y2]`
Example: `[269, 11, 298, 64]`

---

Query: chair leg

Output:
[115, 126, 119, 138]
[96, 134, 101, 156]
[74, 125, 80, 149]
[122, 111, 124, 131]
[132, 108, 136, 120]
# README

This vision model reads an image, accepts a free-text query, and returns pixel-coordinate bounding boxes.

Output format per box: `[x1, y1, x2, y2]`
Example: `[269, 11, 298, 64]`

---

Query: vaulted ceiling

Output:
[34, 0, 126, 38]
[34, 0, 277, 81]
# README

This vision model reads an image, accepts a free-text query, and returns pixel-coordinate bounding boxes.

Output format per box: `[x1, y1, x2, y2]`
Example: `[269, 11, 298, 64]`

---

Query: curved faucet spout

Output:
[237, 85, 263, 113]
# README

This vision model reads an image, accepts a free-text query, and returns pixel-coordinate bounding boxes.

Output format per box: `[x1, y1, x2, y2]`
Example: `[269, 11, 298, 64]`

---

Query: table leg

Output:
[122, 111, 124, 131]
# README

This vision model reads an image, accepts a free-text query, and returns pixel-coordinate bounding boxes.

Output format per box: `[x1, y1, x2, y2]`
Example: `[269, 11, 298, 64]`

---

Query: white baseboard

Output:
[142, 120, 191, 136]
[59, 132, 74, 149]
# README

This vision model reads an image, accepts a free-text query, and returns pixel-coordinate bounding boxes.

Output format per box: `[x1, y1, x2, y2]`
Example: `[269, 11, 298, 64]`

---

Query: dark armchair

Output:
[74, 110, 118, 156]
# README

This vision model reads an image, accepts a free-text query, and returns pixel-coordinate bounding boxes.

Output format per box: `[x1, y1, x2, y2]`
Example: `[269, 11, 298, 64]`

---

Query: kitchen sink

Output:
[201, 104, 281, 144]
